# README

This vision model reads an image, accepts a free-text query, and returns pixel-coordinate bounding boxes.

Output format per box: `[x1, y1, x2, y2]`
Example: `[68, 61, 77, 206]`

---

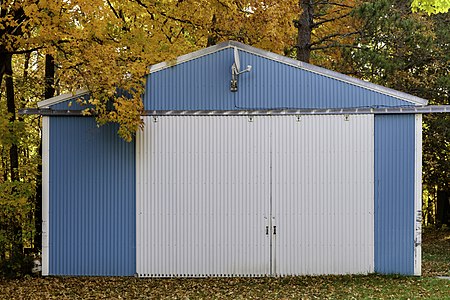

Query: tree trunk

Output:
[44, 54, 55, 99]
[34, 54, 55, 253]
[3, 52, 23, 256]
[296, 0, 314, 63]
[5, 54, 19, 181]
[436, 190, 450, 228]
[206, 15, 218, 47]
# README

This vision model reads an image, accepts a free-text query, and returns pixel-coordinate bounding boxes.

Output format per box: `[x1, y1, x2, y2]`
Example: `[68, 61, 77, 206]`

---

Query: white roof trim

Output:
[149, 41, 428, 106]
[37, 89, 89, 108]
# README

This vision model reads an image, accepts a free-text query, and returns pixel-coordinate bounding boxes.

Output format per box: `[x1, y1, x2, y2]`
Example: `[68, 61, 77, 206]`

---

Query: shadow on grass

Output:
[422, 226, 450, 277]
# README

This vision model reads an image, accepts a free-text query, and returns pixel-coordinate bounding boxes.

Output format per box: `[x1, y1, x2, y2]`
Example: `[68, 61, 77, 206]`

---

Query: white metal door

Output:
[271, 115, 374, 275]
[136, 116, 271, 277]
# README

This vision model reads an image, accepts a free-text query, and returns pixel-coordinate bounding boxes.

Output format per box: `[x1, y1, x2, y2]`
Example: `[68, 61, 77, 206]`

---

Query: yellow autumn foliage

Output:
[2, 0, 302, 141]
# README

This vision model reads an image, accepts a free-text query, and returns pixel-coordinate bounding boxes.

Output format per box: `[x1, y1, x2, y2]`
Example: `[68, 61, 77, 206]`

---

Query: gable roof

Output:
[38, 41, 427, 108]
[149, 41, 427, 106]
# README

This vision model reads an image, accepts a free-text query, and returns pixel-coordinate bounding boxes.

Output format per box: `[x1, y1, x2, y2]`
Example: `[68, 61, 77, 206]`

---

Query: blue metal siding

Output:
[374, 115, 415, 275]
[146, 48, 412, 110]
[49, 117, 136, 276]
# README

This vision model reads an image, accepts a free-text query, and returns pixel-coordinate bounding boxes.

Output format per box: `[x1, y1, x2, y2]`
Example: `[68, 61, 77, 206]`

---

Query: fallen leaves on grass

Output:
[1, 275, 449, 299]
[422, 227, 450, 277]
[1, 228, 449, 299]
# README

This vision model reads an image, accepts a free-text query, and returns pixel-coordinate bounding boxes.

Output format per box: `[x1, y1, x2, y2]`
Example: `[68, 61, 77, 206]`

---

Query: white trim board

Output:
[37, 89, 89, 109]
[41, 116, 50, 276]
[414, 114, 423, 276]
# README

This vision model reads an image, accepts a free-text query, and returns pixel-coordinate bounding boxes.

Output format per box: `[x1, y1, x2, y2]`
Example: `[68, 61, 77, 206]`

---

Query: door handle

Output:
[273, 226, 276, 235]
[266, 226, 269, 235]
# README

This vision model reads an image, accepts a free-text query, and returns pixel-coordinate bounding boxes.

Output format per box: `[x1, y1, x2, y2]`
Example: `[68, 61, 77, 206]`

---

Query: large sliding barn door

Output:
[137, 114, 374, 277]
[136, 116, 271, 277]
[271, 115, 374, 275]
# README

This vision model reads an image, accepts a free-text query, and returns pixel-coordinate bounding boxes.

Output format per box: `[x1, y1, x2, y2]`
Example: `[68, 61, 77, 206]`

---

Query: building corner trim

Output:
[414, 114, 422, 276]
[135, 118, 144, 276]
[42, 117, 50, 276]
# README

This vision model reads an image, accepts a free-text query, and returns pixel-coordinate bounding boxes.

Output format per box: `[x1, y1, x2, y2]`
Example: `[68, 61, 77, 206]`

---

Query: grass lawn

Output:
[1, 229, 449, 299]
[422, 227, 450, 277]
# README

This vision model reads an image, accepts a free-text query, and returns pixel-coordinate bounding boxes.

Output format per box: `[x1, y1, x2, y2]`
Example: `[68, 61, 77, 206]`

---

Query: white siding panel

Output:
[272, 115, 374, 275]
[414, 114, 422, 276]
[137, 114, 375, 277]
[137, 116, 271, 277]
[42, 116, 50, 276]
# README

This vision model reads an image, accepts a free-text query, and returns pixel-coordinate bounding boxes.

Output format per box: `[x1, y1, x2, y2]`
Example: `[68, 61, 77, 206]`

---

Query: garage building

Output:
[34, 41, 427, 277]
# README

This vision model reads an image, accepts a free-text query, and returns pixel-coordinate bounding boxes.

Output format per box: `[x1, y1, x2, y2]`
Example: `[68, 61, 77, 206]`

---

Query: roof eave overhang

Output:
[37, 88, 89, 108]
[20, 105, 450, 116]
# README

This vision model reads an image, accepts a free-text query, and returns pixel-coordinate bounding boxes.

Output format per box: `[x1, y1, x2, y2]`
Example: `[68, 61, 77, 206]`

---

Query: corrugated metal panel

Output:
[149, 41, 427, 106]
[374, 114, 415, 275]
[271, 115, 374, 275]
[145, 48, 412, 111]
[137, 115, 375, 276]
[136, 116, 271, 277]
[49, 117, 136, 276]
[146, 49, 234, 110]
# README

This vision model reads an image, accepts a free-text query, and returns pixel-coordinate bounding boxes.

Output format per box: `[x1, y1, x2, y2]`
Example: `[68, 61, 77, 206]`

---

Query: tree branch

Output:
[313, 1, 354, 9]
[310, 31, 360, 47]
[106, 0, 121, 19]
[312, 11, 353, 28]
[0, 46, 45, 54]
[131, 0, 201, 27]
[311, 43, 365, 51]
[159, 11, 201, 28]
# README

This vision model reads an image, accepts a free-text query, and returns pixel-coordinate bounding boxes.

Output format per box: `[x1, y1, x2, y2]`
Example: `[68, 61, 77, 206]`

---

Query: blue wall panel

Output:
[145, 48, 412, 110]
[374, 115, 415, 275]
[49, 117, 136, 276]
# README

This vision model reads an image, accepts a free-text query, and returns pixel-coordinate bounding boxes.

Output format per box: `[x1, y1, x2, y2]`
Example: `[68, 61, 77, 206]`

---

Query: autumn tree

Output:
[1, 0, 303, 271]
[6, 0, 448, 272]
[293, 0, 361, 65]
[0, 0, 162, 271]
[343, 0, 450, 225]
[412, 0, 450, 14]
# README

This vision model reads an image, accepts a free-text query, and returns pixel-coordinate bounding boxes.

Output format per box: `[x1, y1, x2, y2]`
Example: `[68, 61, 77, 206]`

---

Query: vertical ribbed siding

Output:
[146, 48, 412, 110]
[137, 116, 271, 277]
[374, 114, 415, 275]
[49, 117, 136, 276]
[147, 49, 234, 110]
[137, 115, 375, 276]
[271, 115, 374, 275]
